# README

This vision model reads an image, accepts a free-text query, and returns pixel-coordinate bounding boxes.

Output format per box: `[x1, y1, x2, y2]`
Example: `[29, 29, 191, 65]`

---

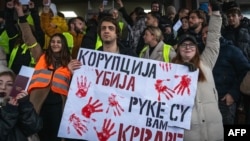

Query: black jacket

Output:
[213, 37, 250, 102]
[98, 42, 137, 57]
[0, 97, 42, 141]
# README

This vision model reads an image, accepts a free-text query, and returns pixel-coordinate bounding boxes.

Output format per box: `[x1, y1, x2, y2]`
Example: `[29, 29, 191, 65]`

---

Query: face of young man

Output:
[72, 18, 85, 33]
[189, 13, 203, 30]
[100, 21, 117, 44]
[227, 13, 241, 28]
[146, 14, 158, 26]
[151, 3, 160, 13]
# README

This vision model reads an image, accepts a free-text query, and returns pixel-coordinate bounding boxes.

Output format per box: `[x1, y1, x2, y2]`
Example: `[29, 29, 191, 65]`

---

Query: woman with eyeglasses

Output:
[171, 2, 224, 141]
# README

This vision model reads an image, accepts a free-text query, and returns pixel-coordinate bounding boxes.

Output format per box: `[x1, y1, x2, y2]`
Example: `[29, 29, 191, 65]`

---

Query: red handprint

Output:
[106, 93, 124, 116]
[94, 119, 116, 141]
[159, 62, 172, 72]
[76, 75, 91, 98]
[155, 79, 175, 101]
[174, 75, 191, 95]
[82, 97, 103, 118]
[67, 113, 88, 136]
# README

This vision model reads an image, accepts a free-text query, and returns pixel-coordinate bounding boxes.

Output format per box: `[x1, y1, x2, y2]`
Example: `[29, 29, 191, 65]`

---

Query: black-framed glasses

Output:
[180, 43, 196, 48]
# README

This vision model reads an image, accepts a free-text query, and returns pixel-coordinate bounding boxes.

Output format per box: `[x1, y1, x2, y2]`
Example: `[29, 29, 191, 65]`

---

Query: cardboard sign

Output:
[58, 48, 199, 141]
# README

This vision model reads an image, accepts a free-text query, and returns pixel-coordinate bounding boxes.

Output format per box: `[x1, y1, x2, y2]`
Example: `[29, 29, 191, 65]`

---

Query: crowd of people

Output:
[0, 0, 250, 140]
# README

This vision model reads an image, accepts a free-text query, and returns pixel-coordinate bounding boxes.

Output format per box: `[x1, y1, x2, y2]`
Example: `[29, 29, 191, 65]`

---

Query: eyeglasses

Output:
[180, 43, 196, 48]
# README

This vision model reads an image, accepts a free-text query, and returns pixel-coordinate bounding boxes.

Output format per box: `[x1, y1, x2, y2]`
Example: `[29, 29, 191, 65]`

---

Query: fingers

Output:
[68, 60, 82, 73]
[8, 98, 18, 106]
[15, 90, 28, 100]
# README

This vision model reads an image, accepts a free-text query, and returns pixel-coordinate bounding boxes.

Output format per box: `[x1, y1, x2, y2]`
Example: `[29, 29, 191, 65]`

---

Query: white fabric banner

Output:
[58, 48, 199, 141]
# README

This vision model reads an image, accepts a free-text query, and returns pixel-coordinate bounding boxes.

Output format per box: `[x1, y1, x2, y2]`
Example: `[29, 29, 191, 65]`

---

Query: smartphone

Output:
[19, 0, 30, 5]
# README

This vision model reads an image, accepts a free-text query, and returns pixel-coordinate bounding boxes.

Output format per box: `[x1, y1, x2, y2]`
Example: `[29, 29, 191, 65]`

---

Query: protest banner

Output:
[58, 48, 199, 141]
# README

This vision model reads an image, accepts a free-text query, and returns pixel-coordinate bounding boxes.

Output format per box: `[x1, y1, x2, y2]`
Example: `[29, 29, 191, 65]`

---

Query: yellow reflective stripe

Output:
[8, 44, 20, 68]
[95, 35, 102, 50]
[163, 44, 171, 63]
[139, 44, 171, 62]
[18, 14, 34, 26]
[27, 42, 38, 49]
[139, 46, 148, 58]
[21, 44, 28, 54]
[8, 43, 38, 68]
[26, 14, 34, 26]
[0, 31, 10, 54]
[30, 57, 36, 67]
[62, 32, 74, 53]
[119, 22, 124, 35]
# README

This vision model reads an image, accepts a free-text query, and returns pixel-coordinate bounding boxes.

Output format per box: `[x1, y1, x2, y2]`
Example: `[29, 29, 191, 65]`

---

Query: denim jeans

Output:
[219, 101, 236, 125]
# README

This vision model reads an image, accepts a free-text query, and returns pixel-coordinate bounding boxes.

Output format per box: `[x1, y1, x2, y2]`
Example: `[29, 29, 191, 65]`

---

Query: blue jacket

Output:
[213, 37, 250, 102]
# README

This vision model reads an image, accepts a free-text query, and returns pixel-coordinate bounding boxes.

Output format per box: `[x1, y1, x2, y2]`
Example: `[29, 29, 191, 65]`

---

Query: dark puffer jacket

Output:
[0, 97, 42, 141]
[213, 37, 250, 102]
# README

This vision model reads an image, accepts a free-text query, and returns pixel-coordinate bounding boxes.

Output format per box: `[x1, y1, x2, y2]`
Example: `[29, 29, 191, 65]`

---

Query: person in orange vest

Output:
[28, 33, 81, 141]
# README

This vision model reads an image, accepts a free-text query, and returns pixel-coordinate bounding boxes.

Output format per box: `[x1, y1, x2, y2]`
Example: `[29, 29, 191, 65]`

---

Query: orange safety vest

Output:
[28, 54, 71, 96]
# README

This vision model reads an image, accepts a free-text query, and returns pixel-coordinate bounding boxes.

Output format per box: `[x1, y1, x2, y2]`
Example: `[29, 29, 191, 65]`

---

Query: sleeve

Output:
[228, 45, 250, 101]
[241, 71, 250, 95]
[81, 23, 98, 50]
[0, 104, 19, 140]
[18, 17, 43, 62]
[30, 8, 45, 48]
[17, 97, 43, 136]
[118, 7, 133, 27]
[201, 11, 222, 69]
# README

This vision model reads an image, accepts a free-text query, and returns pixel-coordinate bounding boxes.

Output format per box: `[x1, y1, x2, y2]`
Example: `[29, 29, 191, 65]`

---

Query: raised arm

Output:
[15, 1, 43, 62]
[201, 1, 222, 68]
